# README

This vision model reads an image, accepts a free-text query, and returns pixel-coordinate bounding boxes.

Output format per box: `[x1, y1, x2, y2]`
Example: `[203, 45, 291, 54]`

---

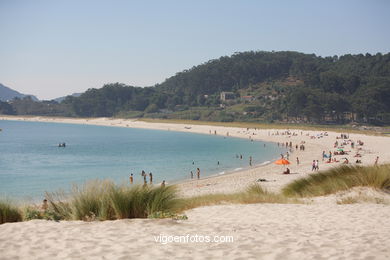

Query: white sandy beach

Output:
[1, 115, 390, 259]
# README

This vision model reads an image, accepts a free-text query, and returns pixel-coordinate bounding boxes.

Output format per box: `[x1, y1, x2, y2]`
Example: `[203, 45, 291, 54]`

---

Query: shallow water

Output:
[0, 120, 284, 200]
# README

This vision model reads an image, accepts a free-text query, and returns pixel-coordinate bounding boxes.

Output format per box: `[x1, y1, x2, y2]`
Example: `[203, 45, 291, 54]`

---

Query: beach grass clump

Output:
[44, 180, 179, 221]
[336, 196, 388, 205]
[282, 164, 390, 197]
[241, 184, 294, 204]
[178, 183, 299, 211]
[68, 180, 115, 221]
[0, 200, 22, 224]
[44, 191, 73, 220]
[109, 185, 178, 219]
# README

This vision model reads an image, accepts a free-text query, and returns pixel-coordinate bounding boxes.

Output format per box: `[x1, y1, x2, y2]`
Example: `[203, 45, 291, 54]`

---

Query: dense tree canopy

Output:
[3, 51, 390, 124]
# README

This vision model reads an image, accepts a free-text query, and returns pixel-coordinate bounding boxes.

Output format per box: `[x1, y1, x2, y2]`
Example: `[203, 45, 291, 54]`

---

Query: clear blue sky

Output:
[1, 0, 389, 100]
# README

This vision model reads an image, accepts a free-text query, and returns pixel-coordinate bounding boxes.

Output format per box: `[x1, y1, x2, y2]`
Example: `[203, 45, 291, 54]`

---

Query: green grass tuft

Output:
[177, 183, 300, 211]
[282, 164, 390, 197]
[0, 199, 22, 224]
[44, 180, 179, 220]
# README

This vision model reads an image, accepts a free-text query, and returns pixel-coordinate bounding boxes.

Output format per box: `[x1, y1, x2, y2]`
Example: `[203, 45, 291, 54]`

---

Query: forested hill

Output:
[2, 51, 390, 125]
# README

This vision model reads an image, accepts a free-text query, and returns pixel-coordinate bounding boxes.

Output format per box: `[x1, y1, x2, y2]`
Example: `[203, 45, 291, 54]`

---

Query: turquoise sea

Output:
[0, 120, 284, 200]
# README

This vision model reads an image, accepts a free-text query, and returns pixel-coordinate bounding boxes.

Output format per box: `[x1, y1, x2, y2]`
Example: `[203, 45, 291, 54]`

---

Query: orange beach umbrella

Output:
[274, 159, 290, 165]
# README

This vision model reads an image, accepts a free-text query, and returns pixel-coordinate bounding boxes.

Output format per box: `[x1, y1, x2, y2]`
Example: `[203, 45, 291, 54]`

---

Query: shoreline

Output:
[1, 116, 284, 196]
[1, 115, 390, 197]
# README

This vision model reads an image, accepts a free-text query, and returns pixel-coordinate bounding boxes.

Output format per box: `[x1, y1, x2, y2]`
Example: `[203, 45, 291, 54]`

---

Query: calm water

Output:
[0, 120, 284, 200]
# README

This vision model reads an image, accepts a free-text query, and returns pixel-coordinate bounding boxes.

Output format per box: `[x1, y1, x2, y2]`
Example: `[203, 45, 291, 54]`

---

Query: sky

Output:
[0, 0, 389, 100]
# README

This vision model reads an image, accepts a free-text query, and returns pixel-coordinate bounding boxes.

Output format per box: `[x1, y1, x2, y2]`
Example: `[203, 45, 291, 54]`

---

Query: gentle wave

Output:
[259, 160, 271, 166]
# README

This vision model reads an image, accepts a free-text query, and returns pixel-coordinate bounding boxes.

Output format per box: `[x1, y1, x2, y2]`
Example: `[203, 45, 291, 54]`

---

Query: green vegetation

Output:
[2, 165, 390, 224]
[0, 200, 22, 224]
[2, 51, 390, 125]
[177, 184, 299, 212]
[336, 196, 388, 205]
[42, 180, 179, 221]
[108, 185, 177, 219]
[282, 164, 390, 197]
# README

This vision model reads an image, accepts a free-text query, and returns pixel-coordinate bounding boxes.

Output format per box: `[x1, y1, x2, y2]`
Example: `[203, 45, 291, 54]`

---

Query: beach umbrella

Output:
[274, 159, 290, 165]
[274, 158, 290, 172]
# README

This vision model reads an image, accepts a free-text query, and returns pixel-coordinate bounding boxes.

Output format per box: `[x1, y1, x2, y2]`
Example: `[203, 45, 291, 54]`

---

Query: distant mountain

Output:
[0, 83, 39, 102]
[53, 92, 82, 103]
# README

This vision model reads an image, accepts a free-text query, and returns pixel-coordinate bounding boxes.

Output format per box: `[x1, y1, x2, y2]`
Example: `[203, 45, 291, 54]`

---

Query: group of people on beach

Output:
[190, 168, 201, 179]
[129, 170, 166, 187]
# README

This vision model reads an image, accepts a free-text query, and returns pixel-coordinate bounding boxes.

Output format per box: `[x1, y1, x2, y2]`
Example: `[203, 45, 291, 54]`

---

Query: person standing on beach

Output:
[315, 160, 319, 171]
[197, 168, 200, 179]
[249, 156, 252, 166]
[312, 160, 316, 171]
[149, 172, 153, 184]
[161, 180, 166, 188]
[41, 199, 48, 212]
[190, 171, 193, 179]
[296, 157, 299, 165]
[143, 174, 147, 185]
[130, 173, 133, 184]
[375, 156, 379, 165]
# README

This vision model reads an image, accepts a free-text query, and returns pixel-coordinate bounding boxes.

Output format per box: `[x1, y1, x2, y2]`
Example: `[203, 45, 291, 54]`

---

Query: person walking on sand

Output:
[149, 172, 153, 184]
[312, 160, 316, 171]
[375, 156, 379, 165]
[249, 156, 252, 166]
[129, 173, 133, 184]
[161, 180, 166, 188]
[197, 168, 200, 179]
[190, 171, 193, 179]
[296, 157, 299, 165]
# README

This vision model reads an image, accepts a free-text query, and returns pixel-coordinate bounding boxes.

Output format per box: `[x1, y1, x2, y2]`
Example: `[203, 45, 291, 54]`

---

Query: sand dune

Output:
[1, 203, 389, 260]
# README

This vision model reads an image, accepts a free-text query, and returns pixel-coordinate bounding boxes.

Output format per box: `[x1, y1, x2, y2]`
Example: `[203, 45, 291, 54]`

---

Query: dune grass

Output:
[0, 199, 22, 224]
[69, 180, 114, 220]
[5, 164, 390, 224]
[282, 164, 390, 197]
[177, 183, 299, 212]
[44, 180, 179, 221]
[109, 185, 177, 219]
[336, 195, 388, 205]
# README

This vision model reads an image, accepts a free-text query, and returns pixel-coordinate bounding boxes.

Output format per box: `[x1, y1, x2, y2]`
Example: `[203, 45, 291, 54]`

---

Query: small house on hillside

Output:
[220, 92, 235, 101]
[241, 95, 255, 102]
